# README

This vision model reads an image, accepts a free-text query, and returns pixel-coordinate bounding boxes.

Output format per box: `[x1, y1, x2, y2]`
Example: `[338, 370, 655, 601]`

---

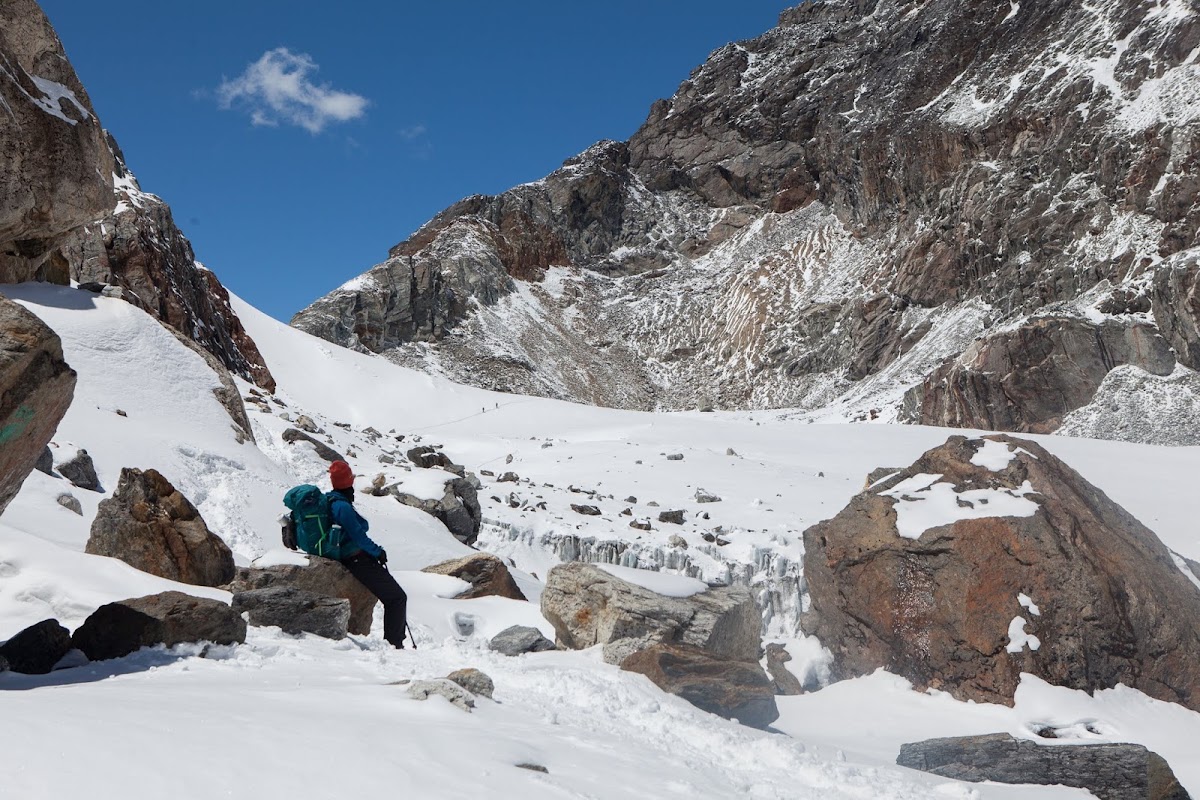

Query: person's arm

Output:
[329, 499, 382, 558]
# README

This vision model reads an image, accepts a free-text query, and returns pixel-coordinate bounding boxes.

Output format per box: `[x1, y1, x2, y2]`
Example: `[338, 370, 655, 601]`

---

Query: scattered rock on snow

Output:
[630, 520, 653, 531]
[515, 763, 549, 774]
[407, 679, 475, 712]
[87, 467, 235, 587]
[391, 475, 482, 545]
[421, 553, 526, 600]
[571, 504, 602, 516]
[56, 492, 82, 515]
[896, 733, 1190, 800]
[665, 454, 684, 461]
[497, 471, 520, 483]
[294, 414, 320, 433]
[0, 619, 72, 675]
[281, 428, 344, 463]
[228, 561, 376, 636]
[803, 434, 1200, 711]
[446, 668, 494, 699]
[668, 534, 688, 549]
[621, 643, 779, 729]
[405, 446, 464, 475]
[231, 586, 351, 640]
[489, 625, 555, 657]
[694, 489, 721, 503]
[657, 510, 685, 525]
[71, 591, 246, 662]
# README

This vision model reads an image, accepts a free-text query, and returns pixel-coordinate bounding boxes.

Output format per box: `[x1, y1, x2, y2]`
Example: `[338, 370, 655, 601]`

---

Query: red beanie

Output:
[329, 460, 354, 490]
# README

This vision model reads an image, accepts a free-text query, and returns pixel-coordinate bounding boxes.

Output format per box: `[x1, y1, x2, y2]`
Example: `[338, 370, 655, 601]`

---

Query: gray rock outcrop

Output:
[0, 619, 72, 674]
[86, 468, 235, 587]
[421, 553, 526, 600]
[540, 562, 760, 665]
[488, 625, 555, 657]
[803, 435, 1200, 711]
[227, 561, 376, 636]
[908, 317, 1176, 433]
[0, 297, 76, 515]
[71, 591, 246, 661]
[896, 734, 1191, 800]
[231, 586, 351, 640]
[764, 642, 806, 696]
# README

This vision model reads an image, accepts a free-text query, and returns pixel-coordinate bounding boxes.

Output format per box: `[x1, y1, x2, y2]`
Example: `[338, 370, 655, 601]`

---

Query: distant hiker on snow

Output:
[282, 460, 410, 649]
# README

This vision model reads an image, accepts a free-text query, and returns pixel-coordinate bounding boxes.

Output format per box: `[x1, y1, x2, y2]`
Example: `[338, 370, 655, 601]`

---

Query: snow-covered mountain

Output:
[293, 0, 1200, 445]
[6, 280, 1200, 798]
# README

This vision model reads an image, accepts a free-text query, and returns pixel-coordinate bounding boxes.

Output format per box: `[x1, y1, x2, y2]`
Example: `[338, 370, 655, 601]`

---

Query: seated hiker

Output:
[325, 460, 410, 649]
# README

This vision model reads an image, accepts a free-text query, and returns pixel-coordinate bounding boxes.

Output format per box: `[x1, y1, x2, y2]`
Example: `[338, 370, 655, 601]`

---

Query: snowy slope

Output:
[3, 284, 1199, 798]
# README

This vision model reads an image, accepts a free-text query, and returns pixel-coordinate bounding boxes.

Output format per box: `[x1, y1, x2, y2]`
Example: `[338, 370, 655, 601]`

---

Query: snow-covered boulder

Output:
[803, 435, 1200, 711]
[390, 474, 481, 545]
[86, 467, 235, 587]
[896, 733, 1189, 800]
[0, 297, 76, 515]
[231, 586, 351, 640]
[0, 619, 71, 675]
[540, 562, 760, 666]
[407, 679, 475, 712]
[228, 561, 376, 636]
[421, 553, 525, 600]
[71, 591, 245, 662]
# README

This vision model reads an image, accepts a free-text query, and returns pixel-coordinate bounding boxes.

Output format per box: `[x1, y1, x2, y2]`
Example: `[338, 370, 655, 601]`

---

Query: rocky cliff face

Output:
[294, 0, 1200, 440]
[0, 0, 115, 284]
[0, 1, 274, 392]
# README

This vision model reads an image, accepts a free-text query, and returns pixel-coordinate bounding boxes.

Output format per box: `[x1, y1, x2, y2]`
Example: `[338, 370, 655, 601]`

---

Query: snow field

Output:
[2, 283, 1199, 798]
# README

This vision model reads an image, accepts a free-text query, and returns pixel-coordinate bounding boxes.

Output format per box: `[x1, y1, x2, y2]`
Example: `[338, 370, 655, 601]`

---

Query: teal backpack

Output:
[282, 485, 347, 559]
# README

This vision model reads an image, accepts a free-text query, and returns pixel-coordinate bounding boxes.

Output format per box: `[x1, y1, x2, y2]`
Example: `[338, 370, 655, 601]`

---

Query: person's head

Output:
[329, 460, 354, 491]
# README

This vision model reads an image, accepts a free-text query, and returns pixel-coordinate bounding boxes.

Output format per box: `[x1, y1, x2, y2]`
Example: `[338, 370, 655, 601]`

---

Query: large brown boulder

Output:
[227, 560, 376, 636]
[421, 553, 526, 600]
[540, 562, 760, 665]
[0, 297, 76, 515]
[908, 317, 1176, 434]
[621, 643, 779, 729]
[71, 591, 245, 662]
[86, 468, 235, 587]
[0, 0, 115, 284]
[803, 435, 1200, 711]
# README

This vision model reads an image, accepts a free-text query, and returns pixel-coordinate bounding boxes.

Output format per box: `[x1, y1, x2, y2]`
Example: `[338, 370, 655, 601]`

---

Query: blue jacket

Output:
[328, 492, 382, 559]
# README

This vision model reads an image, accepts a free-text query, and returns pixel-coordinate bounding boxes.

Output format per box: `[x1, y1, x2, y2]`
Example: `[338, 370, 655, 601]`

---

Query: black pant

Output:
[342, 553, 408, 648]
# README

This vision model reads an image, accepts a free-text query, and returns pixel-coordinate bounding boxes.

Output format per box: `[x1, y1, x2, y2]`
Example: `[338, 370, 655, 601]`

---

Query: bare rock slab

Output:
[86, 467, 234, 587]
[231, 586, 350, 640]
[227, 560, 376, 636]
[422, 553, 526, 600]
[0, 297, 77, 515]
[803, 434, 1200, 711]
[71, 591, 246, 662]
[540, 562, 761, 665]
[896, 733, 1191, 800]
[0, 619, 72, 675]
[621, 643, 779, 729]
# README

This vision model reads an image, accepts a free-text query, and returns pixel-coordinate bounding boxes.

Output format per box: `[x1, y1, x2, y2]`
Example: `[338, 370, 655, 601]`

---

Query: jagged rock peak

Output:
[292, 0, 1200, 440]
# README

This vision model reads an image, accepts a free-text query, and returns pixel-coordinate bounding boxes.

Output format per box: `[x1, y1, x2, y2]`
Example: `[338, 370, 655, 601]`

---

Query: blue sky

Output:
[40, 1, 795, 321]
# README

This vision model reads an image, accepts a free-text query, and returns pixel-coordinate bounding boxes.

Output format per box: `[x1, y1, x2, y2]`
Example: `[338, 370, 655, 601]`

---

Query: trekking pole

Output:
[406, 622, 417, 650]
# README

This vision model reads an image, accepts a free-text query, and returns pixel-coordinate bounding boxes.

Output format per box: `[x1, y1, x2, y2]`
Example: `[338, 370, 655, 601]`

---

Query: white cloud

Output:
[216, 48, 368, 134]
[398, 124, 427, 141]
